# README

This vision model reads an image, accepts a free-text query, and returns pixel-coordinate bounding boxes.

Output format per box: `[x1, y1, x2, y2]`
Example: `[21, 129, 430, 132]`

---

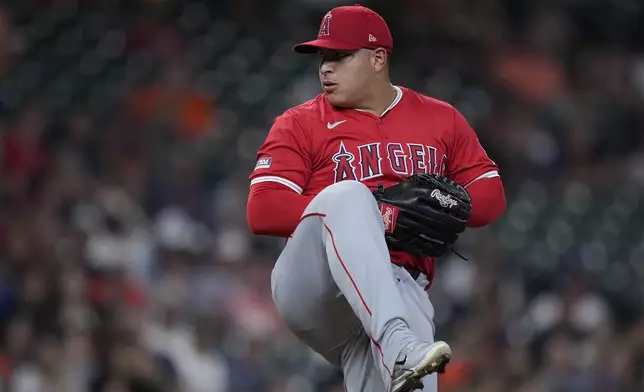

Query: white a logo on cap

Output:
[319, 13, 332, 37]
[369, 34, 377, 42]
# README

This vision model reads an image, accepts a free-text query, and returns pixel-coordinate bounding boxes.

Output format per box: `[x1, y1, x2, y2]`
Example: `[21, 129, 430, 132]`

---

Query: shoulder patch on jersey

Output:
[254, 157, 272, 170]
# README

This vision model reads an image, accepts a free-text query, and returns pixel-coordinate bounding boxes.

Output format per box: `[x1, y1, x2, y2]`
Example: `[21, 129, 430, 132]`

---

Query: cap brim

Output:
[293, 39, 361, 54]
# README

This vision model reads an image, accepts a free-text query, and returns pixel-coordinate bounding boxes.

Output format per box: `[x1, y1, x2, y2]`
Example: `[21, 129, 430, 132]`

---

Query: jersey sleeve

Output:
[249, 111, 311, 194]
[445, 108, 499, 187]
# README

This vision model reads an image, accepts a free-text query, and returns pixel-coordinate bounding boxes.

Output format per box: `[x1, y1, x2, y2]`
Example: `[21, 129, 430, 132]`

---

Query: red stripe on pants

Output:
[323, 221, 393, 377]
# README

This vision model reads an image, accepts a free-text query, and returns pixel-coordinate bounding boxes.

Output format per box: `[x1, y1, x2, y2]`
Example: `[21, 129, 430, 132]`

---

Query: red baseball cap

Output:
[293, 4, 393, 54]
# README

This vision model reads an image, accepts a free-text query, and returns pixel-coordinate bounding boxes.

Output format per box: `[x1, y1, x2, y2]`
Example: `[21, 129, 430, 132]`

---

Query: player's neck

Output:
[356, 82, 397, 117]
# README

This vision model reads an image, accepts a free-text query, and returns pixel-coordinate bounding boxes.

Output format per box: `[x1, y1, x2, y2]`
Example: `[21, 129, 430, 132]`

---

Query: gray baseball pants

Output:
[271, 180, 438, 392]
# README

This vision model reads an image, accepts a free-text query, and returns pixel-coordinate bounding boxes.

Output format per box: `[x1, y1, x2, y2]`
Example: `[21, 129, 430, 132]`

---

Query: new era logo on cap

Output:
[294, 4, 393, 54]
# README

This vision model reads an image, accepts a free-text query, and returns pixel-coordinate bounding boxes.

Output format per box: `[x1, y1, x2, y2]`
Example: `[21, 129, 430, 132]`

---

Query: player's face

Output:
[318, 48, 382, 108]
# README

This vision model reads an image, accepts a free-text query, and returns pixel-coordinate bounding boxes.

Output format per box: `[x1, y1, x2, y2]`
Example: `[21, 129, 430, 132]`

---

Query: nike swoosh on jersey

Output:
[327, 120, 347, 129]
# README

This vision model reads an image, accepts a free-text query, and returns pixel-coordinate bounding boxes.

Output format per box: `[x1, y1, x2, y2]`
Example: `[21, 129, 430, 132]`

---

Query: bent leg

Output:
[385, 265, 440, 392]
[305, 180, 420, 389]
[272, 180, 432, 391]
[271, 215, 362, 366]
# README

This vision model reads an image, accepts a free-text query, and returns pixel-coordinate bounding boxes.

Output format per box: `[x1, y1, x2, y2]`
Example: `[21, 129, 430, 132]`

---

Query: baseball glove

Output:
[373, 174, 472, 258]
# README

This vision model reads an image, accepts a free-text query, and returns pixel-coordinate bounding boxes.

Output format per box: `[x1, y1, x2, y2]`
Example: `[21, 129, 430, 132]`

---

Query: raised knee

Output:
[305, 180, 378, 217]
[319, 180, 374, 203]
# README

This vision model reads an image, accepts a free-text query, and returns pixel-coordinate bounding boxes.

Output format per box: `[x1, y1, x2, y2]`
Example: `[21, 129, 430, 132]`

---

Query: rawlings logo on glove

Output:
[430, 189, 458, 209]
[380, 204, 399, 234]
[373, 174, 472, 257]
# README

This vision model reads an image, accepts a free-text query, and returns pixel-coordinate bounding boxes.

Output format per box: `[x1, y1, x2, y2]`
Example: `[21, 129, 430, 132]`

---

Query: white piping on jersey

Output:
[355, 85, 403, 117]
[250, 176, 303, 194]
[464, 170, 500, 188]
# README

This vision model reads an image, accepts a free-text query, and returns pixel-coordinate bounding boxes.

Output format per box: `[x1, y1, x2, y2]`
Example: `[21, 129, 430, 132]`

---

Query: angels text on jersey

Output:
[332, 141, 447, 183]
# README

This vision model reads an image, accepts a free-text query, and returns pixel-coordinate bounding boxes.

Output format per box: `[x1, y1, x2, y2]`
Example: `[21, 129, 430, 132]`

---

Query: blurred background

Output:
[0, 0, 643, 391]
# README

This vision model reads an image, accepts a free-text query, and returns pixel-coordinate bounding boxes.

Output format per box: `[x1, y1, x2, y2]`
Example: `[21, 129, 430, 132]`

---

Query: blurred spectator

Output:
[127, 61, 218, 140]
[0, 7, 13, 81]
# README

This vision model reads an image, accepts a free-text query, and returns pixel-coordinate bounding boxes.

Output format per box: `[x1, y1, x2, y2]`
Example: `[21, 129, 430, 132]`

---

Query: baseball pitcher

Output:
[247, 5, 506, 391]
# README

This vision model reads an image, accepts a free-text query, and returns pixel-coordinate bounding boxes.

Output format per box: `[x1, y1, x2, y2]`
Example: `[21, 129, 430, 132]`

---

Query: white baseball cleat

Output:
[390, 340, 452, 392]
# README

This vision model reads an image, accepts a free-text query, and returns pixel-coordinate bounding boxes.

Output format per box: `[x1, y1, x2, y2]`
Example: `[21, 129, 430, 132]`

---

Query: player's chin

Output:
[325, 92, 351, 108]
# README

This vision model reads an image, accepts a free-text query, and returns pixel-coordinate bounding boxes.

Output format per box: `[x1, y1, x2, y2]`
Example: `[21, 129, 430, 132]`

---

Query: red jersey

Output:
[249, 86, 498, 282]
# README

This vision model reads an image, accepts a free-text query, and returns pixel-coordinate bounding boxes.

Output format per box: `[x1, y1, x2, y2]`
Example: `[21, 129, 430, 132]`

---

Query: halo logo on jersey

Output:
[431, 189, 457, 208]
[332, 141, 357, 182]
[380, 204, 399, 234]
[254, 157, 272, 170]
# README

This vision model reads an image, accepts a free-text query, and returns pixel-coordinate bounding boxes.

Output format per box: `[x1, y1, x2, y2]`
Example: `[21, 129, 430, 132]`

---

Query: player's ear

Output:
[372, 48, 388, 72]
